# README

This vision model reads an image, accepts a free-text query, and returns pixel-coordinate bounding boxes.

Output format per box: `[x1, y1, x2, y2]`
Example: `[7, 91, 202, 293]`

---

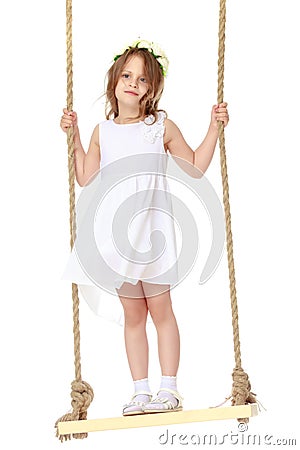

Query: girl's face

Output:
[115, 55, 149, 108]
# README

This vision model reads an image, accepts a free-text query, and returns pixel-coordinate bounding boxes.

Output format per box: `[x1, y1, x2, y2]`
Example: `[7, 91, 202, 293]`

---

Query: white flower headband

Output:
[113, 39, 169, 77]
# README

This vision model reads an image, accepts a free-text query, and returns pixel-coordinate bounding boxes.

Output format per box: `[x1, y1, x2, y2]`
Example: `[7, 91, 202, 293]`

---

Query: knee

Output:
[148, 301, 173, 327]
[122, 302, 148, 328]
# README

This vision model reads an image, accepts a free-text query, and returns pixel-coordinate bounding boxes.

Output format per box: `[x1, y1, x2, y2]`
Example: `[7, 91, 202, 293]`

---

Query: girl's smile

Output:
[124, 90, 139, 96]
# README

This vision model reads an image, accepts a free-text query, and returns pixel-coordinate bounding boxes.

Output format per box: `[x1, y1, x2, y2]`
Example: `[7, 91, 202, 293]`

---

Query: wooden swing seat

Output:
[57, 403, 259, 435]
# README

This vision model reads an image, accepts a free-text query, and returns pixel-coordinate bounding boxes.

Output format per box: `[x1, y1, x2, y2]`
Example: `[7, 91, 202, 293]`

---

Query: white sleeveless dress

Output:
[61, 111, 179, 325]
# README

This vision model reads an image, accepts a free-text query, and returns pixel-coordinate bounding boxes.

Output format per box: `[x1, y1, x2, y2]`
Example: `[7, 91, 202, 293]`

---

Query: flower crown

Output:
[113, 39, 169, 77]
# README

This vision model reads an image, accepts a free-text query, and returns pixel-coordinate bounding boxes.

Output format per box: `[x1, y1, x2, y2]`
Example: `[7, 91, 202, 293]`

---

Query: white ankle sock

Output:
[132, 378, 151, 403]
[160, 375, 177, 391]
[134, 377, 151, 394]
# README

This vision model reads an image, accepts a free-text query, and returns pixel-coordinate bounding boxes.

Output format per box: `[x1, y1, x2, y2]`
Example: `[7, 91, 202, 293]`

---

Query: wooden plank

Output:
[57, 404, 259, 435]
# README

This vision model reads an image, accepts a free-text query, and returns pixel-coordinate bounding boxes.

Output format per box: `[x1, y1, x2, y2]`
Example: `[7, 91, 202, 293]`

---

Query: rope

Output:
[55, 0, 94, 441]
[217, 0, 256, 422]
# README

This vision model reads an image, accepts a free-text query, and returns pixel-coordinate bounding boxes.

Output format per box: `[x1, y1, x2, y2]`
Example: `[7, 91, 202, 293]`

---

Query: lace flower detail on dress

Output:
[143, 112, 166, 144]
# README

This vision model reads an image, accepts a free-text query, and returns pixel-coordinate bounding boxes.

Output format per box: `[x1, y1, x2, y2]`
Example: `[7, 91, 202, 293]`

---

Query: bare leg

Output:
[116, 281, 149, 380]
[141, 282, 182, 412]
[142, 282, 180, 376]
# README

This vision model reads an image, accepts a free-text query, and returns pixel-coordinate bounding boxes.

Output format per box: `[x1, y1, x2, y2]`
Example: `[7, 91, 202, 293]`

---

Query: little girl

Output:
[60, 40, 229, 416]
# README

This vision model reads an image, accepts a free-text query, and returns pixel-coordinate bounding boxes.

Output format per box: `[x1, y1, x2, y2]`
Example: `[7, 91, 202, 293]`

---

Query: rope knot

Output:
[70, 380, 94, 415]
[55, 379, 94, 442]
[231, 367, 257, 423]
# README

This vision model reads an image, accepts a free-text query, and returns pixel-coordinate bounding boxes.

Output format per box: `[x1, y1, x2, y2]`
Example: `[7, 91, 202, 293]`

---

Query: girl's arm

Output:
[60, 109, 101, 186]
[76, 125, 101, 187]
[164, 103, 229, 177]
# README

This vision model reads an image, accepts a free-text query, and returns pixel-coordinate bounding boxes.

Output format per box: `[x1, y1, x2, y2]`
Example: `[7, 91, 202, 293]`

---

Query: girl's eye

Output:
[121, 73, 147, 83]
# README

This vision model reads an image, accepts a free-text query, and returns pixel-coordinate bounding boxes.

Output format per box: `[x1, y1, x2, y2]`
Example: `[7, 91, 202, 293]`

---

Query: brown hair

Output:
[105, 47, 166, 123]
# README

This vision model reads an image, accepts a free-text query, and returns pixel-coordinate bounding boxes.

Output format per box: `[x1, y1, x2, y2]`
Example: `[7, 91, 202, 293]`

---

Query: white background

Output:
[1, 0, 299, 448]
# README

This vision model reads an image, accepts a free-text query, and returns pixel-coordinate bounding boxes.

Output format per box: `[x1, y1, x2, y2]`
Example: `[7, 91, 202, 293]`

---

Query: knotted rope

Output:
[55, 0, 94, 441]
[217, 0, 256, 422]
